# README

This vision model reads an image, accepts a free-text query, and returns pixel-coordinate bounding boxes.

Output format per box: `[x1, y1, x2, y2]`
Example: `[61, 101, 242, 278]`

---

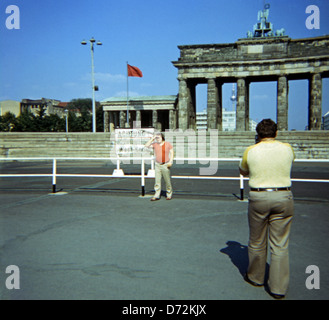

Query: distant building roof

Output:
[57, 102, 69, 108]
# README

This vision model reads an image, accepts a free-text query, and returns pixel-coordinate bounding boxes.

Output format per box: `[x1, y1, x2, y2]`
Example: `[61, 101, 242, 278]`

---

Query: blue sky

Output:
[0, 0, 328, 130]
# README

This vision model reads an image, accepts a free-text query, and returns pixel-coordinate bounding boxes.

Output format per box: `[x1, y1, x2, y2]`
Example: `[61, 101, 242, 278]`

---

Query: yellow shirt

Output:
[240, 140, 295, 188]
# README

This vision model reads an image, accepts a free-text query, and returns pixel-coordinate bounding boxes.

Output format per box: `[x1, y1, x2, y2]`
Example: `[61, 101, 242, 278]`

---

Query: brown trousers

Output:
[247, 190, 294, 295]
[154, 162, 173, 198]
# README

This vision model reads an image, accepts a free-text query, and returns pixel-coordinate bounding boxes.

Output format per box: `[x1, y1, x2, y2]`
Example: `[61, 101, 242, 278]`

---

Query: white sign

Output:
[115, 128, 155, 157]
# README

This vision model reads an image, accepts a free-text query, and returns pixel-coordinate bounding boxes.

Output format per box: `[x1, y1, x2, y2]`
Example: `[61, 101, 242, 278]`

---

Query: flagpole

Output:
[126, 61, 129, 128]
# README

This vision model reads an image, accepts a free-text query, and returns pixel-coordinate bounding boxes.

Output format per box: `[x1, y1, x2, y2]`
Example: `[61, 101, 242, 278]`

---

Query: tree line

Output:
[0, 99, 104, 132]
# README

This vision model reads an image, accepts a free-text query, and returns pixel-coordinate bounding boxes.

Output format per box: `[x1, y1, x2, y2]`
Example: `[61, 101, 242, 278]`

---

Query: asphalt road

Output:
[0, 160, 328, 301]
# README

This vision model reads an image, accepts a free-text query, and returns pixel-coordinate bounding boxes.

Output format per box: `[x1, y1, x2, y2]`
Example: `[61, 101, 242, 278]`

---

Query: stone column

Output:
[216, 81, 223, 131]
[104, 111, 109, 132]
[207, 78, 222, 130]
[188, 84, 196, 130]
[277, 76, 289, 131]
[119, 111, 126, 128]
[135, 110, 141, 128]
[178, 79, 194, 130]
[109, 112, 115, 132]
[309, 73, 322, 130]
[114, 112, 119, 128]
[136, 110, 141, 123]
[236, 78, 249, 131]
[246, 82, 249, 131]
[126, 111, 131, 128]
[152, 110, 158, 129]
[169, 109, 177, 130]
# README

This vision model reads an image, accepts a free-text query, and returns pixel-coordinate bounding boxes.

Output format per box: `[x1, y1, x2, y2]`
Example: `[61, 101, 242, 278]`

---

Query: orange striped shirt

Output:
[152, 142, 173, 163]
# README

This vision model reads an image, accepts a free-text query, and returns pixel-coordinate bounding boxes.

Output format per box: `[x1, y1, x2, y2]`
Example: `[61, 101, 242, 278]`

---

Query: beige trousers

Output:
[247, 190, 294, 295]
[154, 162, 173, 198]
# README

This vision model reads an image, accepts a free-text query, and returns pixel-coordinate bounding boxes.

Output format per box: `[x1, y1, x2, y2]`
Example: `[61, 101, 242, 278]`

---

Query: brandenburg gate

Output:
[172, 6, 329, 131]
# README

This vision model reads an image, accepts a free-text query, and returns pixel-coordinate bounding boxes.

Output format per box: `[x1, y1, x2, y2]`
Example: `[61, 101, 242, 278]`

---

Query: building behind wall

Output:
[196, 108, 257, 131]
[20, 98, 63, 116]
[19, 98, 81, 118]
[323, 111, 329, 130]
[102, 95, 178, 132]
[0, 100, 21, 116]
[1, 99, 81, 120]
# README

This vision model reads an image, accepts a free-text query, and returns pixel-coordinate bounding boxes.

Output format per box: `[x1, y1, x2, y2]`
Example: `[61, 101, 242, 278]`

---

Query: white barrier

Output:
[0, 157, 329, 200]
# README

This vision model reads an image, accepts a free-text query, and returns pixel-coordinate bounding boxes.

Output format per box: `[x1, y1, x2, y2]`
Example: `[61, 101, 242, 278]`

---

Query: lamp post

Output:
[81, 37, 102, 133]
[64, 109, 69, 132]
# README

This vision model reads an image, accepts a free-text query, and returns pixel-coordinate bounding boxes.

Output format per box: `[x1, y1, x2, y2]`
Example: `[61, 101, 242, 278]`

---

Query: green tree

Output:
[67, 98, 104, 132]
[42, 114, 65, 132]
[65, 111, 91, 132]
[35, 105, 48, 131]
[67, 98, 92, 114]
[0, 112, 17, 131]
[66, 98, 91, 131]
[13, 110, 37, 132]
[13, 107, 65, 132]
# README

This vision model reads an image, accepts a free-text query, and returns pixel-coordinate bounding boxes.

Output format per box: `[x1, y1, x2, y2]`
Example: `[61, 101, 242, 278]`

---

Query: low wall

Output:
[0, 131, 328, 160]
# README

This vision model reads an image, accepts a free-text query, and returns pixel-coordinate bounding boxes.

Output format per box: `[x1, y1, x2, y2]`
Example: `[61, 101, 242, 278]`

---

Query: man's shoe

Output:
[244, 274, 264, 287]
[166, 197, 172, 200]
[269, 292, 285, 300]
[150, 197, 160, 201]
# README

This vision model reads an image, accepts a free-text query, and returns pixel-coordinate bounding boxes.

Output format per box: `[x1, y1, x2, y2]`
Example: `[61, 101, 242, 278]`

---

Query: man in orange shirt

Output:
[145, 133, 174, 201]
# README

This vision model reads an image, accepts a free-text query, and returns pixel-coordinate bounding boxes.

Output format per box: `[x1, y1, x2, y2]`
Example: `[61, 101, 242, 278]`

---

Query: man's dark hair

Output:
[155, 132, 165, 141]
[256, 119, 277, 138]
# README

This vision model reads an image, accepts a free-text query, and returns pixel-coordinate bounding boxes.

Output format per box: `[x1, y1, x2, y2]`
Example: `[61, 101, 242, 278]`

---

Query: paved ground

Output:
[0, 160, 328, 300]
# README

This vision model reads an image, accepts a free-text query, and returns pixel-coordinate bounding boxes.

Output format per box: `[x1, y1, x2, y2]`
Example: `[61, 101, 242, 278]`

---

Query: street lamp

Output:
[64, 109, 69, 132]
[81, 37, 102, 133]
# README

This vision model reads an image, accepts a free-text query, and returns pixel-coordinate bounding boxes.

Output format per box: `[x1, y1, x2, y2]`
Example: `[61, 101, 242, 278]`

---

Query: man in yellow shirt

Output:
[239, 119, 295, 299]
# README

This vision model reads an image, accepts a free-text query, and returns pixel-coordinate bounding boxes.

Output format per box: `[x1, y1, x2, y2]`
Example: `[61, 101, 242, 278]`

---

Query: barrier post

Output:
[113, 157, 124, 176]
[52, 158, 57, 193]
[240, 174, 244, 201]
[141, 158, 145, 196]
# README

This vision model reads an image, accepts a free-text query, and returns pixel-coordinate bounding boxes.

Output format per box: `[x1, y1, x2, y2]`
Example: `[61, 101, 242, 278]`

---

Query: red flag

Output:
[127, 64, 143, 77]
